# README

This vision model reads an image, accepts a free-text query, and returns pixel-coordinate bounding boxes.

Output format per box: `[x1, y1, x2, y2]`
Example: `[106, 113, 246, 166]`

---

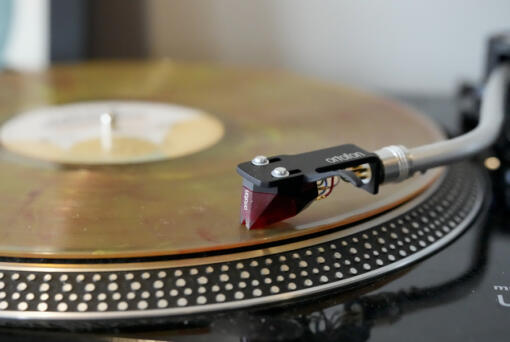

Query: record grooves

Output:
[0, 62, 446, 260]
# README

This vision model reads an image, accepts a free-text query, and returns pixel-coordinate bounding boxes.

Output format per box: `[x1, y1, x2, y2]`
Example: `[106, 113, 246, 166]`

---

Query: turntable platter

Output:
[0, 61, 444, 259]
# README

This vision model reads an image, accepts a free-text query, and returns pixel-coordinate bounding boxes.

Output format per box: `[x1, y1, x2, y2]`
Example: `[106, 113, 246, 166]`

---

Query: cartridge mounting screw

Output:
[251, 155, 269, 166]
[271, 167, 289, 178]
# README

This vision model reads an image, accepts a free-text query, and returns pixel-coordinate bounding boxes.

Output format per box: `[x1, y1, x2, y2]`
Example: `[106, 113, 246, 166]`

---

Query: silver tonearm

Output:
[376, 65, 509, 183]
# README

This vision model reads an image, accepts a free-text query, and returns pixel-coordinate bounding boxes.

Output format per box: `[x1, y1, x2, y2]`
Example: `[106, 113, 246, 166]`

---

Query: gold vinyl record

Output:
[0, 61, 444, 259]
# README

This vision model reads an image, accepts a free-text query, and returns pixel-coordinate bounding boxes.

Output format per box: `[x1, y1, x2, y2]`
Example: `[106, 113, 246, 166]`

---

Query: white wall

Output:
[147, 0, 510, 95]
[3, 0, 50, 71]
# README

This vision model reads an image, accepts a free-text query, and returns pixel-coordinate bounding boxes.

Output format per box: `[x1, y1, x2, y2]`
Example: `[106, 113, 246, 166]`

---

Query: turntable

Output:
[0, 33, 507, 341]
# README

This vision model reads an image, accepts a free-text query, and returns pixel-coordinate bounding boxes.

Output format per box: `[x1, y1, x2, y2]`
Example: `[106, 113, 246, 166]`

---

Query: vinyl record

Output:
[0, 61, 444, 259]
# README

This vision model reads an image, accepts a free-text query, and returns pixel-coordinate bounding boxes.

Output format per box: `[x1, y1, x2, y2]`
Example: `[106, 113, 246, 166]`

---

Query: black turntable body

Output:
[0, 33, 509, 342]
[0, 105, 507, 342]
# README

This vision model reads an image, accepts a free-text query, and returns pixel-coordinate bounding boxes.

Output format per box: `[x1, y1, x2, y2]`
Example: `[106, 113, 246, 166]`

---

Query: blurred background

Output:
[0, 0, 509, 95]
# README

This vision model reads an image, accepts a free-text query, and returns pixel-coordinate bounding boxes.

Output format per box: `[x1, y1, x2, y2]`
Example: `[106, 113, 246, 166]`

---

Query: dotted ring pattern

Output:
[0, 164, 483, 319]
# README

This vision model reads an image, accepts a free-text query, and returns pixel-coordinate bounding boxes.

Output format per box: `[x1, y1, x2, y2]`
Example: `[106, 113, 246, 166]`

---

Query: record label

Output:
[0, 101, 225, 164]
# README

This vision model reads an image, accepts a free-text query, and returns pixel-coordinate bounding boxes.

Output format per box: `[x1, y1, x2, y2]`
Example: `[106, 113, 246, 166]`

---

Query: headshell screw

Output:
[271, 167, 289, 178]
[251, 155, 269, 166]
